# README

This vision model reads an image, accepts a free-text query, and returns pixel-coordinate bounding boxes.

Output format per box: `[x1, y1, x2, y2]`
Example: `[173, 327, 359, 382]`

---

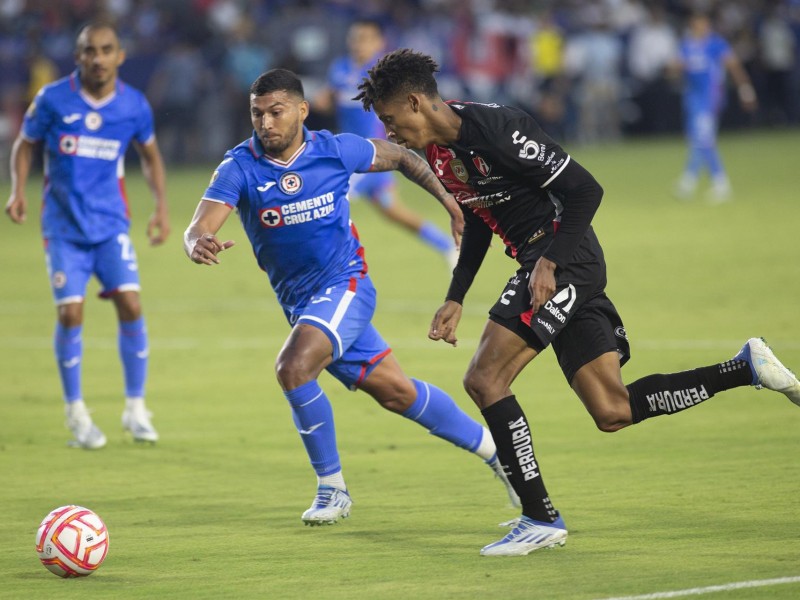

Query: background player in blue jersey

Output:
[671, 12, 758, 202]
[5, 21, 169, 449]
[315, 19, 457, 269]
[184, 68, 518, 525]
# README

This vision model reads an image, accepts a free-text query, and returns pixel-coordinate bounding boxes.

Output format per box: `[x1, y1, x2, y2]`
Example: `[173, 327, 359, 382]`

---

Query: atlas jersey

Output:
[327, 55, 385, 138]
[426, 102, 573, 266]
[680, 33, 731, 113]
[202, 128, 376, 312]
[22, 70, 155, 244]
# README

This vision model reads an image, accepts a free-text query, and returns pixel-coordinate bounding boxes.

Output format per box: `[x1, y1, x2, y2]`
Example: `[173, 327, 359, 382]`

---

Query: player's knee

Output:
[114, 294, 141, 321]
[274, 358, 312, 390]
[462, 368, 492, 405]
[57, 303, 83, 327]
[591, 406, 632, 433]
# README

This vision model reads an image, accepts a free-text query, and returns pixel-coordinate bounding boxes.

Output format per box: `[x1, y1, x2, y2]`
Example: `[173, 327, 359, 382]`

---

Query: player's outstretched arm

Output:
[135, 139, 171, 245]
[184, 200, 236, 266]
[369, 138, 464, 247]
[5, 136, 36, 224]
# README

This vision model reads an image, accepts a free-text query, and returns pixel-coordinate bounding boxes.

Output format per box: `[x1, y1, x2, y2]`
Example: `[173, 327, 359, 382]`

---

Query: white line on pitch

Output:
[597, 575, 800, 600]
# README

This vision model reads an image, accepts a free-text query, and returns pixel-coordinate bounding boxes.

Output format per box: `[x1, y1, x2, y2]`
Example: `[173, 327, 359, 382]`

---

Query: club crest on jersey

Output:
[85, 112, 103, 131]
[473, 155, 490, 176]
[280, 172, 303, 195]
[259, 207, 284, 228]
[451, 159, 468, 183]
[52, 271, 67, 289]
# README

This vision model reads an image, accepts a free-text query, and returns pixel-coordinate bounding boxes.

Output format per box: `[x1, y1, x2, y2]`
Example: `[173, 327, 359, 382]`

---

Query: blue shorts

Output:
[285, 274, 391, 390]
[348, 171, 395, 209]
[44, 234, 141, 305]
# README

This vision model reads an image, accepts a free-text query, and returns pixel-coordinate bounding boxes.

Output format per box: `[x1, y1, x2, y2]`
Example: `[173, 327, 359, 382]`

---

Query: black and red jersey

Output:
[425, 101, 605, 304]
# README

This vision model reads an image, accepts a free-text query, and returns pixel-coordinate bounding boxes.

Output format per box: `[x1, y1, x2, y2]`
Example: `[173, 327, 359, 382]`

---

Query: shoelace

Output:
[314, 488, 336, 507]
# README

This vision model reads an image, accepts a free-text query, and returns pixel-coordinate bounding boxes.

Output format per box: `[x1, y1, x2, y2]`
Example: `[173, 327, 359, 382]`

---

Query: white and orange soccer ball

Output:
[35, 505, 109, 578]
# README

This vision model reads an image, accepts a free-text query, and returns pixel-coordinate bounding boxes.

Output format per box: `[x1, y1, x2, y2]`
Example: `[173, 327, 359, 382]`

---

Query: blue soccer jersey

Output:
[22, 70, 155, 244]
[202, 128, 377, 312]
[327, 56, 385, 139]
[680, 33, 731, 113]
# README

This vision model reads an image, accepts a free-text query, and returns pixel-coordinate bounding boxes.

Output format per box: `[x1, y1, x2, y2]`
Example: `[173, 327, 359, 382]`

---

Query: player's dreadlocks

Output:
[355, 49, 440, 111]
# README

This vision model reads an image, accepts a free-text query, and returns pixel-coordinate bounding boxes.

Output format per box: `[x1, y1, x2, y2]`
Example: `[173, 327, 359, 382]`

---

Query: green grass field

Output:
[1, 131, 799, 599]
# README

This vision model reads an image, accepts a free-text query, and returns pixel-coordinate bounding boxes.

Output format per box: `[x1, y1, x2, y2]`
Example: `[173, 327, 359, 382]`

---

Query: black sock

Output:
[482, 396, 558, 523]
[628, 359, 752, 423]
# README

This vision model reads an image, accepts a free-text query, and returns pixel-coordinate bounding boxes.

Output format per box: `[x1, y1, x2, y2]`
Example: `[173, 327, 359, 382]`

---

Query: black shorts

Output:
[488, 229, 630, 383]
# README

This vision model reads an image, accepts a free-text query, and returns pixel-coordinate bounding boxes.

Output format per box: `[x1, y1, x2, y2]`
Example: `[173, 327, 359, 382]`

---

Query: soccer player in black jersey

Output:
[356, 49, 800, 556]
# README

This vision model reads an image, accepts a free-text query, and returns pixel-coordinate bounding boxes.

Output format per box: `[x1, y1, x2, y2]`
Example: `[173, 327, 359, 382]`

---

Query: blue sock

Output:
[55, 323, 82, 402]
[403, 379, 483, 451]
[419, 221, 453, 253]
[703, 146, 725, 179]
[119, 317, 148, 398]
[285, 380, 341, 477]
[686, 146, 704, 177]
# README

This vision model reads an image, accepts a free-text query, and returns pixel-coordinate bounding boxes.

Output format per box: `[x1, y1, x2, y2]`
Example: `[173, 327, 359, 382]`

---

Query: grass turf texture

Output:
[1, 130, 799, 599]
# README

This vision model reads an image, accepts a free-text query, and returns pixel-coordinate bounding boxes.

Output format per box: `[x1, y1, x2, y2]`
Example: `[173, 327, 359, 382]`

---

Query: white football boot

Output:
[734, 338, 800, 406]
[486, 454, 521, 508]
[66, 401, 107, 449]
[122, 399, 159, 442]
[480, 515, 568, 556]
[301, 486, 352, 526]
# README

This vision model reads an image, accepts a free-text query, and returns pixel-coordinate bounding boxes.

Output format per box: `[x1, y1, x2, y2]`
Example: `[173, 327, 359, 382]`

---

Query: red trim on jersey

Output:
[425, 143, 519, 257]
[353, 348, 393, 389]
[69, 72, 78, 91]
[520, 308, 533, 327]
[474, 206, 517, 257]
[248, 138, 259, 159]
[350, 221, 368, 276]
[118, 177, 131, 218]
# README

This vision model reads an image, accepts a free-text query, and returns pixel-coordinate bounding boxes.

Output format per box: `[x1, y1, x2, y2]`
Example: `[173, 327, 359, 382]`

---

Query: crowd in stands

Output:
[1, 0, 799, 165]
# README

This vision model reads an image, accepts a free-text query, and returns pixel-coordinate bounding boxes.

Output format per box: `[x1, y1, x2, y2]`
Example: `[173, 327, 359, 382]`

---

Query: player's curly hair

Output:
[355, 49, 440, 111]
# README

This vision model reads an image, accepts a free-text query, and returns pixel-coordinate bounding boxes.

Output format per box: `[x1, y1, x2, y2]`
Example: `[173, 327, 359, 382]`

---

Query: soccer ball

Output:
[35, 505, 109, 578]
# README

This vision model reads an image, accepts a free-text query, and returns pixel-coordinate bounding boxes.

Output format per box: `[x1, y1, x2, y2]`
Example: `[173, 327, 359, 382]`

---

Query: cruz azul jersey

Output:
[327, 55, 386, 138]
[425, 102, 572, 265]
[22, 70, 155, 244]
[202, 128, 376, 312]
[680, 33, 731, 112]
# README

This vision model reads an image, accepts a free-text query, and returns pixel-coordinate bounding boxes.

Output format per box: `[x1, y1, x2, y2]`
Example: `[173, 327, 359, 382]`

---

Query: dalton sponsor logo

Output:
[543, 284, 577, 324]
[508, 417, 540, 481]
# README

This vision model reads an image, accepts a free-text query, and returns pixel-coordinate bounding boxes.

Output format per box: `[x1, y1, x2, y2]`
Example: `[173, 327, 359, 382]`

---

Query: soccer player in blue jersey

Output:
[315, 19, 457, 268]
[184, 68, 518, 525]
[5, 22, 169, 449]
[672, 12, 757, 201]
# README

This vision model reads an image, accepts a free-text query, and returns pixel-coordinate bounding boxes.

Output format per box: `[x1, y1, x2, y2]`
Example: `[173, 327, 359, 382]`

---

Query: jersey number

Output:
[117, 233, 136, 261]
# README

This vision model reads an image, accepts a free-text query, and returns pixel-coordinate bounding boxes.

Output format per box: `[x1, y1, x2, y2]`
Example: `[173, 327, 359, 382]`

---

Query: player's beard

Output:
[260, 119, 300, 156]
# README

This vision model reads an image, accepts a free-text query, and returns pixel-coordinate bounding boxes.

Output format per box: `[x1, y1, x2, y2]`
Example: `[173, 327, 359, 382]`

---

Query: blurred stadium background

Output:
[1, 0, 799, 171]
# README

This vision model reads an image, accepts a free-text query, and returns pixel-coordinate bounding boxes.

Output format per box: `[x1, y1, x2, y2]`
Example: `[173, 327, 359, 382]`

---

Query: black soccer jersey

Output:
[425, 102, 604, 304]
